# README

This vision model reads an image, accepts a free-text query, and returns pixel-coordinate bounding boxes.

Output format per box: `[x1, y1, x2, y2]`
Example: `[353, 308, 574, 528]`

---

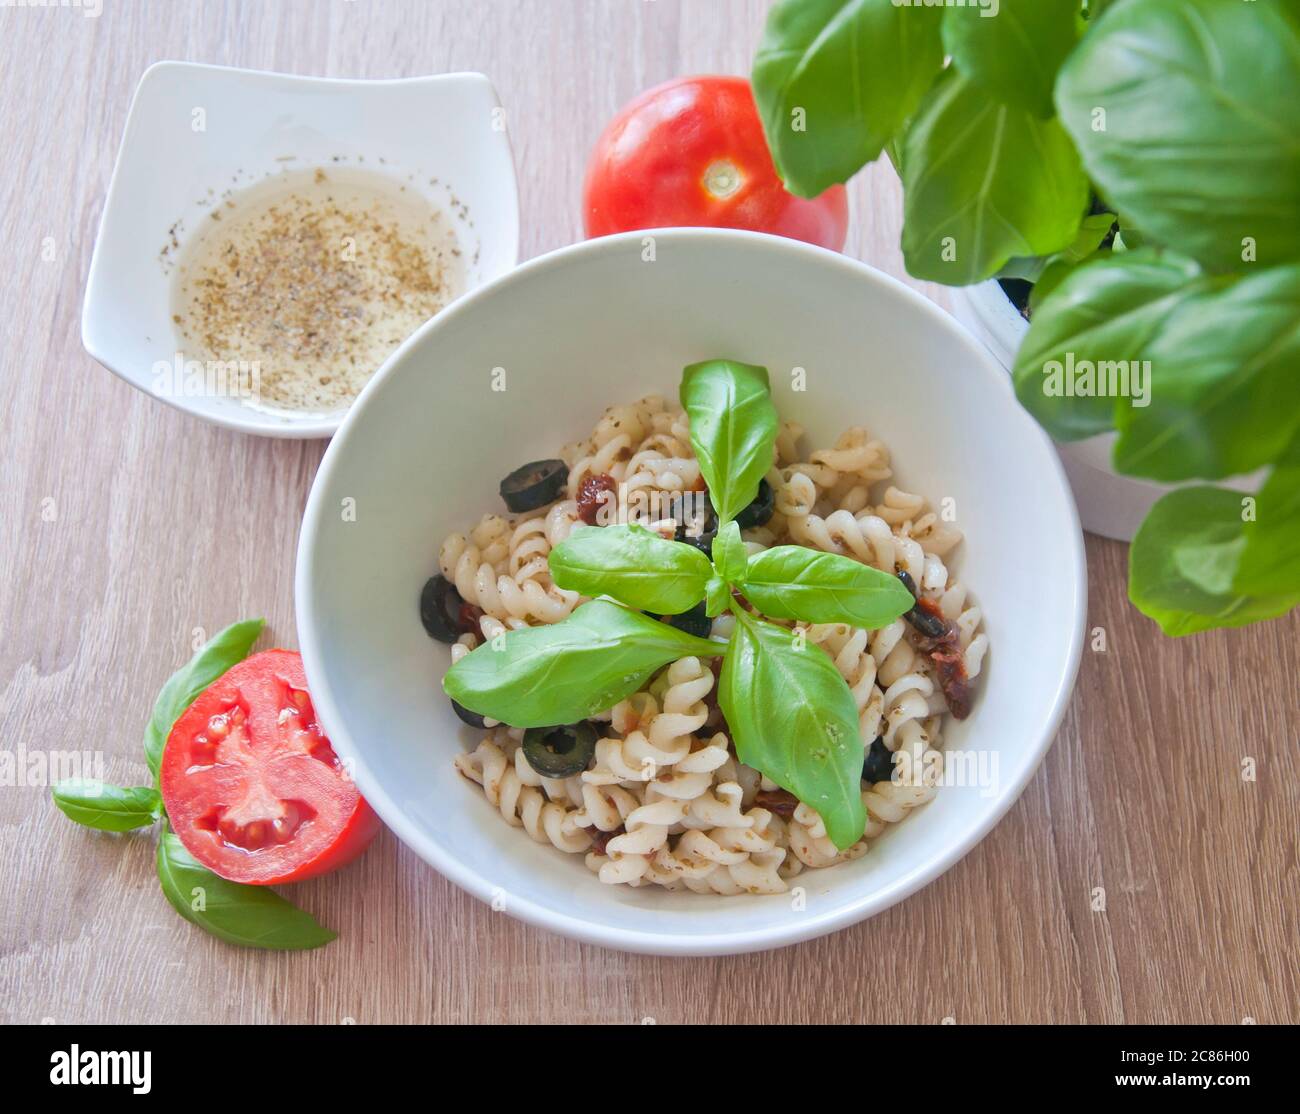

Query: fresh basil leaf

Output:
[1057, 0, 1300, 272]
[143, 619, 264, 779]
[942, 0, 1079, 118]
[752, 0, 943, 198]
[741, 546, 914, 629]
[52, 780, 162, 832]
[1129, 487, 1300, 636]
[549, 524, 712, 615]
[444, 599, 723, 728]
[1002, 211, 1117, 286]
[1236, 431, 1300, 598]
[680, 360, 779, 526]
[155, 829, 336, 950]
[704, 575, 731, 619]
[901, 70, 1088, 284]
[712, 521, 747, 584]
[720, 610, 866, 849]
[1013, 250, 1214, 441]
[1114, 264, 1300, 482]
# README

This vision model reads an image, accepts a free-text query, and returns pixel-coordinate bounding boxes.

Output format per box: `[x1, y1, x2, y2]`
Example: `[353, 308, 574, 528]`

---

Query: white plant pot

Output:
[949, 280, 1257, 542]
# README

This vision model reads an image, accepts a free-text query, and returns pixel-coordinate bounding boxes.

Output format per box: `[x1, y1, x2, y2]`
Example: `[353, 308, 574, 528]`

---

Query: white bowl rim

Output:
[295, 227, 1087, 955]
[81, 60, 520, 440]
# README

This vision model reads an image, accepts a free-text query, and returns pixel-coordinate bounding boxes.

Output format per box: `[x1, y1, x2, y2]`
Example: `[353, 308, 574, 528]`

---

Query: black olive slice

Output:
[420, 575, 464, 643]
[522, 722, 598, 779]
[500, 459, 569, 513]
[451, 698, 488, 729]
[658, 602, 711, 640]
[862, 736, 894, 784]
[735, 479, 775, 529]
[675, 492, 718, 555]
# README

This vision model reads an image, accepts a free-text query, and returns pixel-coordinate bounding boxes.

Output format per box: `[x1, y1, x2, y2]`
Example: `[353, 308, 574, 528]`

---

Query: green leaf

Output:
[704, 575, 731, 619]
[1001, 210, 1116, 285]
[680, 360, 780, 526]
[548, 524, 712, 615]
[444, 600, 723, 728]
[1057, 0, 1300, 272]
[155, 829, 336, 950]
[752, 0, 944, 198]
[942, 0, 1080, 118]
[1013, 249, 1214, 441]
[1236, 431, 1300, 598]
[720, 610, 866, 849]
[52, 780, 162, 832]
[901, 70, 1089, 284]
[740, 546, 914, 629]
[1114, 264, 1300, 482]
[143, 619, 264, 779]
[1129, 487, 1300, 636]
[712, 521, 747, 584]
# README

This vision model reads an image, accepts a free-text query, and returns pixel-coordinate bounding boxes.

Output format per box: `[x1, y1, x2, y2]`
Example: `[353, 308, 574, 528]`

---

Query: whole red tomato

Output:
[583, 75, 848, 250]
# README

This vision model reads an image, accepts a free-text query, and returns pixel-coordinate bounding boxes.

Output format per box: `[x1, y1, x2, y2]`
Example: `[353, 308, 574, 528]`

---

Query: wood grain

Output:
[1, 0, 1296, 1025]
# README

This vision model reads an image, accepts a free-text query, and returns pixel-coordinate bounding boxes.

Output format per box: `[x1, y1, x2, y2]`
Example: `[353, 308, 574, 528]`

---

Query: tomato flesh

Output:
[583, 75, 849, 251]
[160, 650, 380, 884]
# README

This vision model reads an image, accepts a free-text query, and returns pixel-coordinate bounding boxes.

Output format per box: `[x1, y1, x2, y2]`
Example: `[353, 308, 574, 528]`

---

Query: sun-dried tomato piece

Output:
[754, 788, 799, 818]
[457, 600, 484, 635]
[911, 604, 975, 721]
[576, 473, 618, 525]
[589, 825, 624, 855]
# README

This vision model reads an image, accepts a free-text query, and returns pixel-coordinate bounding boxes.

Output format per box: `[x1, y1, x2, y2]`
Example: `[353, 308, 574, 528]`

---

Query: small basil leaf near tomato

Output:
[143, 618, 265, 781]
[548, 524, 713, 615]
[583, 75, 848, 251]
[159, 649, 381, 885]
[156, 828, 336, 950]
[680, 359, 780, 527]
[52, 780, 162, 832]
[740, 546, 914, 629]
[719, 608, 866, 850]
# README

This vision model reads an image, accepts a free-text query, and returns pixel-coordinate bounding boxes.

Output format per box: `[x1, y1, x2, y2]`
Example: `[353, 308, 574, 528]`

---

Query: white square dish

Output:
[82, 62, 519, 438]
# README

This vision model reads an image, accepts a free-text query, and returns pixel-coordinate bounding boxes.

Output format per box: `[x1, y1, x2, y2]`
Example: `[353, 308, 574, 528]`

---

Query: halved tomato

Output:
[160, 649, 380, 884]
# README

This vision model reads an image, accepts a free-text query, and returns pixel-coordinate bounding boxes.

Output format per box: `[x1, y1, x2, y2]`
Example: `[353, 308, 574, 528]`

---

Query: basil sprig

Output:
[448, 360, 914, 849]
[549, 524, 713, 614]
[143, 618, 265, 779]
[51, 619, 337, 950]
[711, 520, 747, 584]
[680, 360, 779, 526]
[751, 0, 1300, 637]
[721, 610, 867, 850]
[741, 546, 915, 629]
[445, 600, 724, 728]
[52, 781, 162, 832]
[157, 830, 336, 950]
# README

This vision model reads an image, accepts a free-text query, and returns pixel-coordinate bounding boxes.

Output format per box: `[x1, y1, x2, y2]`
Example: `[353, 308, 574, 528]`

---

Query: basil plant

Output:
[751, 0, 1300, 635]
[445, 360, 914, 849]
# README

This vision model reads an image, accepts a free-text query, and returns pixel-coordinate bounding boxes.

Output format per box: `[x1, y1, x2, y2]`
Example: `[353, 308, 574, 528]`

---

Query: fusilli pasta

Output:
[443, 392, 988, 894]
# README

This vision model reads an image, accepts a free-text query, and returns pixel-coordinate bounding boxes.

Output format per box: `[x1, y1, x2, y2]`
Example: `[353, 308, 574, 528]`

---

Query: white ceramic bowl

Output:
[296, 229, 1086, 954]
[82, 62, 519, 438]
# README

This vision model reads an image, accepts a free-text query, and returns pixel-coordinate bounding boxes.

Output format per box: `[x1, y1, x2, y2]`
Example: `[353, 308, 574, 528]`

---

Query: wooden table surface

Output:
[2, 0, 1296, 1025]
